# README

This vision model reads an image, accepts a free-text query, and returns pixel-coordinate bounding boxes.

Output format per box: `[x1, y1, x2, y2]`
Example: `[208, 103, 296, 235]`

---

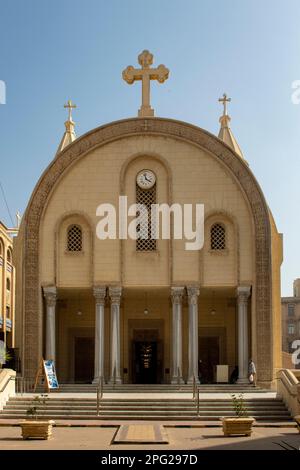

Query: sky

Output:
[0, 0, 299, 296]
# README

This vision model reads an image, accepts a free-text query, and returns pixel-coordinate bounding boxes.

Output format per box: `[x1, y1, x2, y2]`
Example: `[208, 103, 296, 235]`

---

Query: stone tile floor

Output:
[0, 424, 299, 450]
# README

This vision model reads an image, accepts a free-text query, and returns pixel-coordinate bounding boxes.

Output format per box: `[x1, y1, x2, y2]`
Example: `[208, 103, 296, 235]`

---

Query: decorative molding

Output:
[43, 286, 57, 308]
[22, 117, 273, 381]
[187, 286, 200, 305]
[109, 286, 122, 305]
[237, 286, 251, 304]
[171, 286, 184, 305]
[93, 286, 107, 306]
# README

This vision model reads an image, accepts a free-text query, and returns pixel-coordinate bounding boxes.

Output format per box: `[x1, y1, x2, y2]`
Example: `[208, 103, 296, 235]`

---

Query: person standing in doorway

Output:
[248, 359, 257, 386]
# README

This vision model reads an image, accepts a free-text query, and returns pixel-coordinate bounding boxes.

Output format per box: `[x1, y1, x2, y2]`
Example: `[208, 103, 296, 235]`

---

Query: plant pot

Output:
[294, 415, 300, 433]
[20, 420, 55, 440]
[221, 417, 255, 436]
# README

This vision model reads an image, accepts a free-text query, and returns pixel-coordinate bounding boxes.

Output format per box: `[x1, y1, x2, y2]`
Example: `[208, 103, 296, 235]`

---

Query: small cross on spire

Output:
[64, 99, 77, 122]
[218, 93, 231, 116]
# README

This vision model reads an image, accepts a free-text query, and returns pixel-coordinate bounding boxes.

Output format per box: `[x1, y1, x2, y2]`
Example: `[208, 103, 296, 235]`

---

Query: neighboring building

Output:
[14, 52, 283, 389]
[282, 279, 300, 369]
[0, 221, 16, 354]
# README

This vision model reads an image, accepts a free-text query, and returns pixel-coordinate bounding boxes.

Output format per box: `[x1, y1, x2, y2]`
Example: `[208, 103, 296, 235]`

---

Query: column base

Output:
[171, 377, 185, 385]
[108, 377, 122, 385]
[187, 377, 200, 385]
[92, 377, 105, 385]
[237, 377, 250, 384]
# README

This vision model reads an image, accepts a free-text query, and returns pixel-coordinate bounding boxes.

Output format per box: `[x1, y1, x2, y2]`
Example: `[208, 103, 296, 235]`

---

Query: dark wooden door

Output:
[133, 341, 158, 384]
[198, 337, 220, 383]
[74, 337, 94, 383]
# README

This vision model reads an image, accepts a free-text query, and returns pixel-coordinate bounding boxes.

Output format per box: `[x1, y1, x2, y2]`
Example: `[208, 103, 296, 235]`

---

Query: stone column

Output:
[109, 287, 122, 384]
[187, 286, 200, 384]
[92, 286, 106, 384]
[237, 286, 251, 384]
[43, 286, 57, 361]
[171, 287, 185, 384]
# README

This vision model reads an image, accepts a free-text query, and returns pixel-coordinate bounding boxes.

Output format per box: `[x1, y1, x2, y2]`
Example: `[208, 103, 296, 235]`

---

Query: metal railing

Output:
[192, 375, 200, 416]
[177, 366, 181, 386]
[96, 376, 104, 416]
[193, 375, 196, 399]
[15, 376, 36, 394]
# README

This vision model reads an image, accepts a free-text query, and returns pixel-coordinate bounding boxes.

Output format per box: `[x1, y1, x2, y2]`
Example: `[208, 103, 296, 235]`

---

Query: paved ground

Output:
[0, 424, 299, 450]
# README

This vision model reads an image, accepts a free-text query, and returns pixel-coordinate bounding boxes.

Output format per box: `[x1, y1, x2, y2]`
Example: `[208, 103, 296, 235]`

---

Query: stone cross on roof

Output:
[122, 50, 169, 118]
[64, 99, 77, 122]
[218, 93, 231, 116]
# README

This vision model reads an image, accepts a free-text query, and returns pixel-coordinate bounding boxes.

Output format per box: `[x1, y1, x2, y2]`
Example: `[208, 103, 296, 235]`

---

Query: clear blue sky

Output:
[0, 0, 299, 296]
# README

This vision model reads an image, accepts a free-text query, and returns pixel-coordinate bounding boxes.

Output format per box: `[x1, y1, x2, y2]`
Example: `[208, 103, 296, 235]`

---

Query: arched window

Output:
[136, 176, 157, 251]
[0, 238, 4, 257]
[67, 225, 82, 252]
[7, 248, 12, 263]
[210, 223, 226, 251]
[6, 278, 10, 291]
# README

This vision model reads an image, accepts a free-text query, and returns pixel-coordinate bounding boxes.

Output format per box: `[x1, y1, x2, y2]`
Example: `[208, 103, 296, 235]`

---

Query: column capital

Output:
[237, 286, 251, 303]
[171, 286, 185, 305]
[43, 286, 57, 307]
[109, 286, 122, 305]
[93, 286, 106, 306]
[187, 286, 200, 305]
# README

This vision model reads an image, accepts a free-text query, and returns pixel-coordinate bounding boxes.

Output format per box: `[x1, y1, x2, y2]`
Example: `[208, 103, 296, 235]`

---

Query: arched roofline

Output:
[22, 117, 273, 381]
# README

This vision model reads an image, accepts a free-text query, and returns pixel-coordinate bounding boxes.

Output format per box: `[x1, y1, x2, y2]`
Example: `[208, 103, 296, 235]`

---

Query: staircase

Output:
[56, 383, 267, 394]
[0, 385, 292, 422]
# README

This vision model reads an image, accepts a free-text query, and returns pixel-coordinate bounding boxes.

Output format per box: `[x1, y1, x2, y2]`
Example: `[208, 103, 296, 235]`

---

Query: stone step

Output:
[2, 407, 287, 415]
[3, 401, 287, 408]
[0, 412, 291, 421]
[8, 397, 286, 404]
[2, 389, 291, 422]
[0, 408, 289, 417]
[54, 386, 262, 394]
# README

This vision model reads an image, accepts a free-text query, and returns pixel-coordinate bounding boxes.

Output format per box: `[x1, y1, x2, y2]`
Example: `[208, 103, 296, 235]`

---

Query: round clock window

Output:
[136, 170, 156, 189]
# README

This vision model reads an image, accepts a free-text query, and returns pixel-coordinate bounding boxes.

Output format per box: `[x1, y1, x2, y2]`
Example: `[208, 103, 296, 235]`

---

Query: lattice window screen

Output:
[67, 225, 83, 252]
[136, 184, 157, 251]
[210, 223, 226, 250]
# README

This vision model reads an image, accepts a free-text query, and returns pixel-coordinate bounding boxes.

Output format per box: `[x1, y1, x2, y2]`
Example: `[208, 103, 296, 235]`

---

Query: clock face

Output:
[136, 170, 156, 189]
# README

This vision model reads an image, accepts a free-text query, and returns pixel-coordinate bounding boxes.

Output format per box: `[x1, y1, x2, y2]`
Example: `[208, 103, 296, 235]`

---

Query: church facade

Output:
[14, 52, 283, 389]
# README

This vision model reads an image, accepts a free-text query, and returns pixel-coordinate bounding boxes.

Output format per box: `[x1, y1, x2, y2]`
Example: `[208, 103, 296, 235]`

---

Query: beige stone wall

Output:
[0, 223, 15, 348]
[39, 135, 254, 289]
[14, 118, 282, 384]
[269, 212, 283, 372]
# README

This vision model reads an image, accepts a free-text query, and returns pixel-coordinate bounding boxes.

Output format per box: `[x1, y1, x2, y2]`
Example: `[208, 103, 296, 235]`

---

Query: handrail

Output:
[193, 375, 196, 400]
[196, 387, 200, 416]
[0, 374, 15, 393]
[15, 376, 35, 394]
[112, 366, 117, 389]
[277, 370, 298, 397]
[96, 376, 103, 416]
[177, 367, 180, 386]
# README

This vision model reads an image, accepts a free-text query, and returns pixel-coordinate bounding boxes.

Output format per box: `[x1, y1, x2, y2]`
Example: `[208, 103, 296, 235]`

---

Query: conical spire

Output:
[55, 100, 77, 157]
[218, 93, 244, 160]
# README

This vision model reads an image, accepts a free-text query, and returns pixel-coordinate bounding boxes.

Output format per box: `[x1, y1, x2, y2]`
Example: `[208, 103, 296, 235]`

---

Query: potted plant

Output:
[20, 394, 55, 440]
[221, 394, 255, 436]
[0, 344, 13, 369]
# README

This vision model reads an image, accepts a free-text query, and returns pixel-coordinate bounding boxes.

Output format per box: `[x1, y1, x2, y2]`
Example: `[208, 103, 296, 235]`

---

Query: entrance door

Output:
[198, 337, 220, 383]
[133, 341, 158, 384]
[74, 337, 94, 383]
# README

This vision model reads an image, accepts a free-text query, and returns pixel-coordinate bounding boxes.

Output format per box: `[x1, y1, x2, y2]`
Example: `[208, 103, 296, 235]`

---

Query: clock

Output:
[136, 169, 156, 189]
